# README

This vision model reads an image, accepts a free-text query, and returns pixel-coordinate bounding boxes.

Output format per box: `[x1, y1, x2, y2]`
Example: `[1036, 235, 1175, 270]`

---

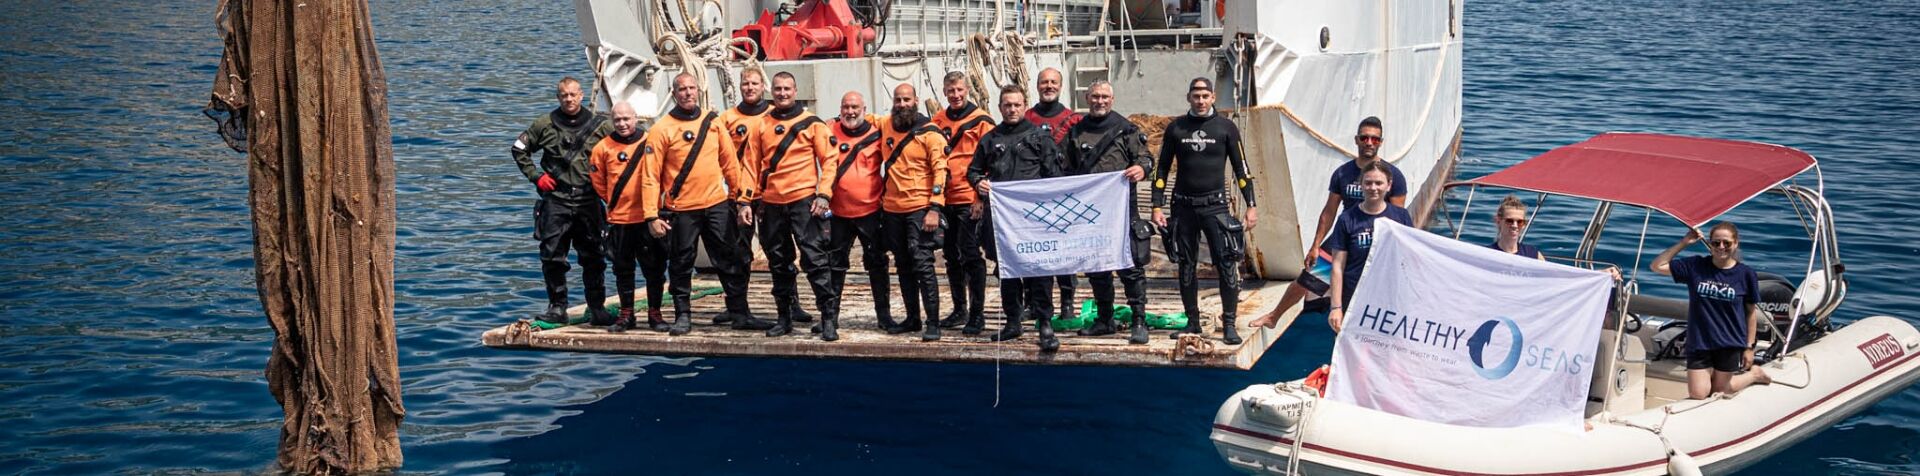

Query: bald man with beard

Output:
[877, 83, 950, 341]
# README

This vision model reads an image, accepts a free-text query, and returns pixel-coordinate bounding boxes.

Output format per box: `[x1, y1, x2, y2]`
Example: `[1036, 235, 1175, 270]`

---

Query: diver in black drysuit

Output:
[1150, 77, 1259, 346]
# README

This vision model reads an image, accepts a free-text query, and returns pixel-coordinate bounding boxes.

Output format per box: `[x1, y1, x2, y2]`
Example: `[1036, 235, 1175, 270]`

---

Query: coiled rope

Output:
[648, 0, 763, 110]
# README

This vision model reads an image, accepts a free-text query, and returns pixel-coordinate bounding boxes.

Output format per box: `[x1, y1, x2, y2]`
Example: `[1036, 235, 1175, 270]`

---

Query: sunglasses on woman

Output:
[1709, 239, 1736, 249]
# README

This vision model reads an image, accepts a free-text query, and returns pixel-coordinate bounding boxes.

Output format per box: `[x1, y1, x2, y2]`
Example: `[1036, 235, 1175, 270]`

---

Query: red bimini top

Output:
[1458, 132, 1817, 228]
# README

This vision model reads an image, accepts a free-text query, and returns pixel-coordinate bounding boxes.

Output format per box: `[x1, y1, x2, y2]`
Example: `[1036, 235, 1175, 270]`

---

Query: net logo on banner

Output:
[1020, 193, 1102, 233]
[989, 171, 1132, 279]
[1325, 219, 1612, 433]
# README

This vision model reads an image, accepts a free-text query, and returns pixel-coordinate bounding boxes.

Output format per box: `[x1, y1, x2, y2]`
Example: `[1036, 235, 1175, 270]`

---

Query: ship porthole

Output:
[1319, 26, 1331, 51]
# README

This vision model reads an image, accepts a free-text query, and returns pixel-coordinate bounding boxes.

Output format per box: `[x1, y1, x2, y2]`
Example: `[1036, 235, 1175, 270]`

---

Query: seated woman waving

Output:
[1326, 162, 1414, 331]
[1652, 222, 1771, 399]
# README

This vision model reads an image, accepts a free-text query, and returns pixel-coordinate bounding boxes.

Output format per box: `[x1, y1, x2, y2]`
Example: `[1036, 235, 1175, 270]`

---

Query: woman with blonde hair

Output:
[1488, 195, 1546, 260]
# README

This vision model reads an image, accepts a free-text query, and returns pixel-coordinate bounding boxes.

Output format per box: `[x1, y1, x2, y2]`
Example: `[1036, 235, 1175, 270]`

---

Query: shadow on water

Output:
[485, 323, 1336, 475]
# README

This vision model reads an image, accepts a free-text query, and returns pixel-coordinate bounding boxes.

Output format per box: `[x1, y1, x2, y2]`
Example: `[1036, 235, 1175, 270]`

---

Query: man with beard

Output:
[877, 83, 950, 341]
[929, 71, 995, 335]
[591, 100, 668, 333]
[1061, 80, 1154, 344]
[1023, 67, 1081, 324]
[1150, 77, 1258, 346]
[823, 91, 892, 341]
[639, 72, 770, 335]
[511, 77, 615, 326]
[969, 85, 1068, 352]
[739, 72, 841, 338]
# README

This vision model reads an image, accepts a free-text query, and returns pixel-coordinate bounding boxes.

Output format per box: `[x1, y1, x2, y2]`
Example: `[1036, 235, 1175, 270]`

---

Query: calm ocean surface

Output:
[2, 0, 1917, 474]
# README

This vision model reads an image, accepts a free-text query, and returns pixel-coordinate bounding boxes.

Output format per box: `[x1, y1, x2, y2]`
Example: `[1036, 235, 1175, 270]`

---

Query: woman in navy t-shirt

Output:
[1486, 195, 1545, 260]
[1652, 222, 1772, 399]
[1327, 162, 1413, 331]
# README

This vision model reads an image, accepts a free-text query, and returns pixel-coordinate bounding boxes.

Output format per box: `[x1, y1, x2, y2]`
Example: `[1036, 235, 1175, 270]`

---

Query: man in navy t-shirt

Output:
[1327, 156, 1408, 211]
[1249, 116, 1408, 330]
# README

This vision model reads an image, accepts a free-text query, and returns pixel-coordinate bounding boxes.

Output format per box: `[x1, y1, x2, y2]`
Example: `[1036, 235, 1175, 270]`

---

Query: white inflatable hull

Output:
[1211, 316, 1920, 475]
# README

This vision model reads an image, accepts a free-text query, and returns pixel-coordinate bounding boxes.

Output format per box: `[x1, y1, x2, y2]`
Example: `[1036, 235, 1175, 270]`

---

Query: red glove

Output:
[535, 174, 557, 192]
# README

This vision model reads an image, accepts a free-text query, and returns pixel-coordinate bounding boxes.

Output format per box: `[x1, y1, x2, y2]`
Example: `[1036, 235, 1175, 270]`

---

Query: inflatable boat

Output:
[1210, 133, 1920, 475]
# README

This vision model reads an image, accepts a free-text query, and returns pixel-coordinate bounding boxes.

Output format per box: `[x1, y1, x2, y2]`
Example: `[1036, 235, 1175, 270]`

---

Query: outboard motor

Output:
[1755, 272, 1797, 324]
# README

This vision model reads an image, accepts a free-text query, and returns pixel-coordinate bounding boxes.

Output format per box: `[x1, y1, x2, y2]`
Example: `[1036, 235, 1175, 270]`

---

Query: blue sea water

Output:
[2, 0, 1917, 474]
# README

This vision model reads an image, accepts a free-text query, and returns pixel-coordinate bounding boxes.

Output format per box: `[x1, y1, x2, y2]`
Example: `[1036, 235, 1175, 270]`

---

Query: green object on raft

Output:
[1048, 299, 1188, 331]
[530, 286, 724, 330]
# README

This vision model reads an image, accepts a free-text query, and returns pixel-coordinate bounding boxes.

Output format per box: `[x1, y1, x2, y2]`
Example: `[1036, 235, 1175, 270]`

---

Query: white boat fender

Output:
[1667, 449, 1702, 476]
[1611, 407, 1703, 476]
[1244, 385, 1316, 430]
[1240, 381, 1324, 475]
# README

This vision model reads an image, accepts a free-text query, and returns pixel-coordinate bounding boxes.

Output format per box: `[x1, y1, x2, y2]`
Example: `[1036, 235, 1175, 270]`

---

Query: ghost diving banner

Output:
[988, 171, 1132, 279]
[1325, 219, 1612, 433]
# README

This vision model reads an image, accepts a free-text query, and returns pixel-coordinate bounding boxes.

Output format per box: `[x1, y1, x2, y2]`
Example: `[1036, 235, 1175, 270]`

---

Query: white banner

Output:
[1326, 219, 1612, 433]
[988, 171, 1133, 279]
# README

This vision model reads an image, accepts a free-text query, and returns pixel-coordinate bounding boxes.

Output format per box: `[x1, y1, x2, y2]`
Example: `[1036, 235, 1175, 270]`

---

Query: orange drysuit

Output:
[878, 115, 950, 214]
[743, 107, 840, 205]
[588, 131, 649, 224]
[930, 103, 995, 206]
[828, 116, 885, 218]
[639, 108, 750, 220]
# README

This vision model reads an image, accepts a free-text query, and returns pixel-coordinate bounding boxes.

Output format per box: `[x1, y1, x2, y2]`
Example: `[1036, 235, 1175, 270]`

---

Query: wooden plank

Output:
[481, 273, 1300, 369]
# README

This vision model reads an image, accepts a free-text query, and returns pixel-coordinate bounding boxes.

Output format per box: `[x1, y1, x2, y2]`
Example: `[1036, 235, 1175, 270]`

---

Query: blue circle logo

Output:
[1467, 317, 1524, 380]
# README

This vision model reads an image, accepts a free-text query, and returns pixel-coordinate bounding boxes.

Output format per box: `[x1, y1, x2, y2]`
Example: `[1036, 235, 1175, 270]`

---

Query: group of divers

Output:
[513, 65, 1777, 396]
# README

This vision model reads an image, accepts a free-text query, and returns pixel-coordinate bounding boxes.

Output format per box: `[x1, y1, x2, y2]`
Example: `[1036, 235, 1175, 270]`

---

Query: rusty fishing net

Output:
[207, 0, 404, 472]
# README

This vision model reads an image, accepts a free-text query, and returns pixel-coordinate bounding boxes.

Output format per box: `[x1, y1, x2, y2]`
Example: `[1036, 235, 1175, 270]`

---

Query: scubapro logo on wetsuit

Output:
[1181, 130, 1216, 152]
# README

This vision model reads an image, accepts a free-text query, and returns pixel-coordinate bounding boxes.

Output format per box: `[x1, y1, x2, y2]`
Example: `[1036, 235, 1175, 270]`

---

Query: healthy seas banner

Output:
[1325, 219, 1612, 433]
[988, 171, 1133, 279]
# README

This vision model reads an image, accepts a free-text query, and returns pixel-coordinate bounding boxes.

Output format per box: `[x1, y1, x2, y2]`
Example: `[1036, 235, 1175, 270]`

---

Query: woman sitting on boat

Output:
[1487, 195, 1546, 260]
[1652, 222, 1772, 399]
[1326, 162, 1413, 331]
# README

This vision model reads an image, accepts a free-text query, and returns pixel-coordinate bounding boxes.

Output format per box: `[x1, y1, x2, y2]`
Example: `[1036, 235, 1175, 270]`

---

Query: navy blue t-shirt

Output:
[1327, 204, 1414, 297]
[1486, 241, 1542, 259]
[1328, 161, 1409, 210]
[1670, 255, 1759, 352]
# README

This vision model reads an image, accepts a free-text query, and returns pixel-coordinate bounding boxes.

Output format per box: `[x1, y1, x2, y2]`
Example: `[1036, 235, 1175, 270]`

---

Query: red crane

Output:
[733, 0, 881, 60]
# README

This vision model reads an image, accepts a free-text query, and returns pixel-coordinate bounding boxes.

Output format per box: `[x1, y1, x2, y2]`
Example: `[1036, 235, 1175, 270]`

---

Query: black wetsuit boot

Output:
[819, 304, 840, 341]
[767, 299, 794, 337]
[1037, 309, 1060, 352]
[1128, 305, 1150, 344]
[670, 300, 693, 335]
[989, 277, 1027, 342]
[538, 301, 568, 325]
[791, 298, 815, 323]
[1080, 272, 1119, 336]
[611, 307, 635, 333]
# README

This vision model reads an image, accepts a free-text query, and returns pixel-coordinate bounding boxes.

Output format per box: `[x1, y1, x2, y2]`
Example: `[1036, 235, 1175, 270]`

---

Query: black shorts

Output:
[1685, 348, 1746, 372]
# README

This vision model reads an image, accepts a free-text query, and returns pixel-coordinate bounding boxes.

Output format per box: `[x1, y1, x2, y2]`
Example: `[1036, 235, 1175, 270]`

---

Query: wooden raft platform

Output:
[480, 271, 1302, 369]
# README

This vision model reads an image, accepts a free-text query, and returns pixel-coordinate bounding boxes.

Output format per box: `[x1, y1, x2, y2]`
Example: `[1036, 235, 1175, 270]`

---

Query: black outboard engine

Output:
[1754, 272, 1828, 360]
[1755, 272, 1797, 325]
